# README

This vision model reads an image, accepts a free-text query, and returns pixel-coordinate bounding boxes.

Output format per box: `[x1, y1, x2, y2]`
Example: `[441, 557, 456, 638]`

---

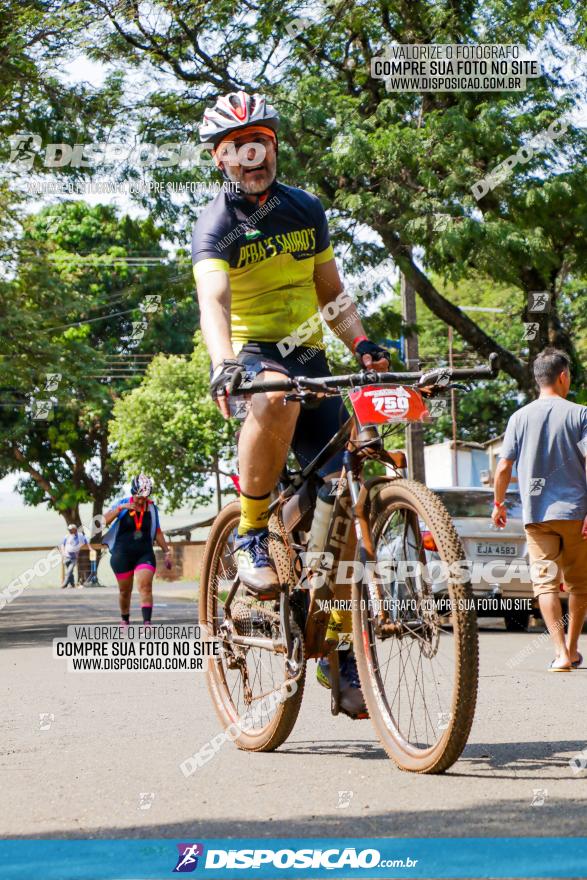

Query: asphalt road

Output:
[1, 584, 586, 840]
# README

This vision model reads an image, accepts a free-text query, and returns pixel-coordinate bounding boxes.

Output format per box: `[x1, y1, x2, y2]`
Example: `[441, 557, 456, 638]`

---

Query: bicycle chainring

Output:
[268, 507, 297, 591]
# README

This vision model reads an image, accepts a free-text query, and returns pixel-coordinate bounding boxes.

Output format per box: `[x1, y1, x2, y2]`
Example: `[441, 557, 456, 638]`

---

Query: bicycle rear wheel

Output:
[352, 480, 478, 773]
[199, 501, 305, 752]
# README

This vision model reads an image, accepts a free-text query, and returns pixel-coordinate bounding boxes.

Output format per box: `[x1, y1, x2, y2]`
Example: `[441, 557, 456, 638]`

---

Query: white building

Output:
[423, 436, 517, 488]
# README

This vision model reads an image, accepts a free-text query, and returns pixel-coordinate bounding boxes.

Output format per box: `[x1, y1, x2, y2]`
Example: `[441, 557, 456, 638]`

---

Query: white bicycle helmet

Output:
[130, 474, 153, 498]
[200, 91, 279, 147]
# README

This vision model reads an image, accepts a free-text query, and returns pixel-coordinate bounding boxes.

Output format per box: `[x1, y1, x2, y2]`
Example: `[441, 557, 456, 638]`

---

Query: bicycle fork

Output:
[343, 451, 403, 640]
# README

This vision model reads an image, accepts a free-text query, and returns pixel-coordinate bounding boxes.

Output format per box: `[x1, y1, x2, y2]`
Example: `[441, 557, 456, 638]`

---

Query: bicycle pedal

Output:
[340, 708, 370, 721]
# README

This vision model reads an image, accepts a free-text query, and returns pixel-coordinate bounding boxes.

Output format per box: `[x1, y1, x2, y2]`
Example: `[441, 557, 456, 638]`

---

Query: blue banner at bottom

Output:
[1, 838, 585, 879]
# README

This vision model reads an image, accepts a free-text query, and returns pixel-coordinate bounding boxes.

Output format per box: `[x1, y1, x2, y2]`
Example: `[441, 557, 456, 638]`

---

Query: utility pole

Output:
[401, 271, 426, 482]
[445, 306, 505, 486]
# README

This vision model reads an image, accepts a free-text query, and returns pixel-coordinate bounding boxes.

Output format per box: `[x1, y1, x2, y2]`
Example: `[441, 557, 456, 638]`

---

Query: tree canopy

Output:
[1, 0, 586, 515]
[109, 332, 236, 511]
[72, 0, 587, 391]
[0, 200, 197, 523]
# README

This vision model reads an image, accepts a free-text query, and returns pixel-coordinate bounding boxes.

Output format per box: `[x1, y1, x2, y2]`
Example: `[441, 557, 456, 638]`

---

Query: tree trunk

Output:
[60, 508, 81, 528]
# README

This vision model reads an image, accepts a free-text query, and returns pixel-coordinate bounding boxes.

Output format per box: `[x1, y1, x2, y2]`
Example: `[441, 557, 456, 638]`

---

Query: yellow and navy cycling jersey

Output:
[191, 180, 334, 348]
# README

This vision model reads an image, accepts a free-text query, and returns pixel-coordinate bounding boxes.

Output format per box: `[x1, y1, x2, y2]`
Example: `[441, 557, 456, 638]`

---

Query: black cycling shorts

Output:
[110, 510, 156, 579]
[236, 341, 349, 475]
[110, 547, 156, 579]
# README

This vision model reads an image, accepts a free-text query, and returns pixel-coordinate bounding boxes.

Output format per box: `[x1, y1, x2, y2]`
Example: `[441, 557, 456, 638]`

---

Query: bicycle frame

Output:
[221, 411, 405, 675]
[220, 355, 499, 686]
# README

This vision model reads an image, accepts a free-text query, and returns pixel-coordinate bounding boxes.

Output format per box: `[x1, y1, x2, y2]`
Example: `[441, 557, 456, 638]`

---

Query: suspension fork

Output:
[343, 450, 389, 631]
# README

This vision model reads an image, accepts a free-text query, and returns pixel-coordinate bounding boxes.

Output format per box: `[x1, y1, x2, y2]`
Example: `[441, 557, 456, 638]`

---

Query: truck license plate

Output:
[476, 542, 517, 556]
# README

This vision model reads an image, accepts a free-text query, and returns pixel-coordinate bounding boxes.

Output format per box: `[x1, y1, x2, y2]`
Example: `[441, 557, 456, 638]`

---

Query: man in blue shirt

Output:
[493, 348, 587, 671]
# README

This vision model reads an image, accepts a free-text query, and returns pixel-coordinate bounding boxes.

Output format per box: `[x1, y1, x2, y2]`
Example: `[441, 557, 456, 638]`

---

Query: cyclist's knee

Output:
[254, 389, 299, 423]
[262, 389, 287, 407]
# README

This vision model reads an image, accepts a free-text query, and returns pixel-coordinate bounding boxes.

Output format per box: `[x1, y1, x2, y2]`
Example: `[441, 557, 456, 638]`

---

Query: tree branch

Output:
[380, 233, 529, 387]
[11, 445, 57, 502]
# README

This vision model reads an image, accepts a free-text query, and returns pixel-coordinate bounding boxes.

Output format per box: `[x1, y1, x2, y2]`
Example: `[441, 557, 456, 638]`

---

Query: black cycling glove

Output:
[355, 338, 391, 367]
[210, 359, 245, 400]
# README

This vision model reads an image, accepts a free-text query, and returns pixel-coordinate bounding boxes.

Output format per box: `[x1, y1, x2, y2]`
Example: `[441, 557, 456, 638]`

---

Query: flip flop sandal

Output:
[548, 659, 572, 672]
[571, 652, 583, 669]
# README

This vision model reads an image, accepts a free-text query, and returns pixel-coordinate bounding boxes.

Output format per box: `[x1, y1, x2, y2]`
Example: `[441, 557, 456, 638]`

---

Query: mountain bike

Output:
[199, 355, 499, 773]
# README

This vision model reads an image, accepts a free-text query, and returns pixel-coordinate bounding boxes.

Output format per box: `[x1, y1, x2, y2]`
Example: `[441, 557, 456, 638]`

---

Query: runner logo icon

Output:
[173, 843, 204, 872]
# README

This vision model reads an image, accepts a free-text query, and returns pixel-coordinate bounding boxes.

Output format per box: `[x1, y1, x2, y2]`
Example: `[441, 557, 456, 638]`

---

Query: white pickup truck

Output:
[430, 487, 533, 631]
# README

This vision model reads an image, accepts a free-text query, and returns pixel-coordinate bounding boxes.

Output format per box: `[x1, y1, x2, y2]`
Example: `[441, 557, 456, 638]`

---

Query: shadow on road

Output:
[4, 788, 586, 838]
[454, 739, 585, 779]
[0, 591, 193, 649]
[281, 737, 584, 780]
[282, 739, 383, 759]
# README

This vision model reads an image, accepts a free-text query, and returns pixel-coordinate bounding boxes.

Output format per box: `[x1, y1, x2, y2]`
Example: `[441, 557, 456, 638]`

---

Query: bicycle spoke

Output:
[205, 515, 299, 735]
[363, 499, 466, 753]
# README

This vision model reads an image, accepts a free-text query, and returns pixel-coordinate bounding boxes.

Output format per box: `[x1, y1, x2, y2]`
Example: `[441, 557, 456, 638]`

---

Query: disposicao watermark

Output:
[179, 678, 298, 776]
[372, 44, 540, 92]
[277, 290, 354, 356]
[471, 119, 568, 200]
[52, 624, 219, 673]
[0, 512, 107, 612]
[299, 554, 556, 590]
[506, 614, 569, 669]
[8, 135, 265, 170]
[23, 179, 238, 197]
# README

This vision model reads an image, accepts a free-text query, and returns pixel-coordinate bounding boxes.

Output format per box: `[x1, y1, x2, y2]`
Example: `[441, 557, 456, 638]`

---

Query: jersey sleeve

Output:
[108, 497, 126, 513]
[500, 415, 518, 462]
[192, 206, 235, 284]
[311, 194, 334, 265]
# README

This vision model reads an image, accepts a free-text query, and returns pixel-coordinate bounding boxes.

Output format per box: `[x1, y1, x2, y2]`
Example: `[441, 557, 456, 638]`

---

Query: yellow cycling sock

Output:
[325, 608, 353, 646]
[238, 491, 271, 535]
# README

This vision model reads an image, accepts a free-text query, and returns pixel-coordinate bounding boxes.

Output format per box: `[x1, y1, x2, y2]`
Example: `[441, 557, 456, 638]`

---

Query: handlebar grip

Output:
[449, 353, 500, 379]
[418, 353, 500, 386]
[231, 378, 296, 395]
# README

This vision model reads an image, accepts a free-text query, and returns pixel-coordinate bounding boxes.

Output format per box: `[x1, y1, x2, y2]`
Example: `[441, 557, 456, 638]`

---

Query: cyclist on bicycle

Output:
[192, 91, 390, 717]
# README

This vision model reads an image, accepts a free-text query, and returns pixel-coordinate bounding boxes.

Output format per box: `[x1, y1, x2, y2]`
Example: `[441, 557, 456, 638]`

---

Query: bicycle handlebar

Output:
[230, 352, 500, 396]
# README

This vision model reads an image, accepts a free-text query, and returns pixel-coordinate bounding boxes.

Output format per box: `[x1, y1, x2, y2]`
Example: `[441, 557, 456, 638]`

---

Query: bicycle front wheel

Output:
[353, 480, 478, 773]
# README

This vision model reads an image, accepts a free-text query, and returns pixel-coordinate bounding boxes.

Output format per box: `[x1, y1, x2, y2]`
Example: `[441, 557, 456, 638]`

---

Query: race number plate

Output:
[348, 385, 430, 426]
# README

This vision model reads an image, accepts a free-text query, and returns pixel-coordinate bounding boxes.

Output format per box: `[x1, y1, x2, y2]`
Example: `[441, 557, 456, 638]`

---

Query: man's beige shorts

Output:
[525, 519, 587, 597]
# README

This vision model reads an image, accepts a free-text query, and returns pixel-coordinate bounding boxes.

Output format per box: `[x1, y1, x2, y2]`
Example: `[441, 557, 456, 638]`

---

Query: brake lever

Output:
[422, 382, 469, 397]
[417, 367, 452, 389]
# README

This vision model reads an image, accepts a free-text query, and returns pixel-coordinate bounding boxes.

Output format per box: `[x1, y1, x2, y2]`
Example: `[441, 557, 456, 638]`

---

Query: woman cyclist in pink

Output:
[103, 474, 172, 626]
